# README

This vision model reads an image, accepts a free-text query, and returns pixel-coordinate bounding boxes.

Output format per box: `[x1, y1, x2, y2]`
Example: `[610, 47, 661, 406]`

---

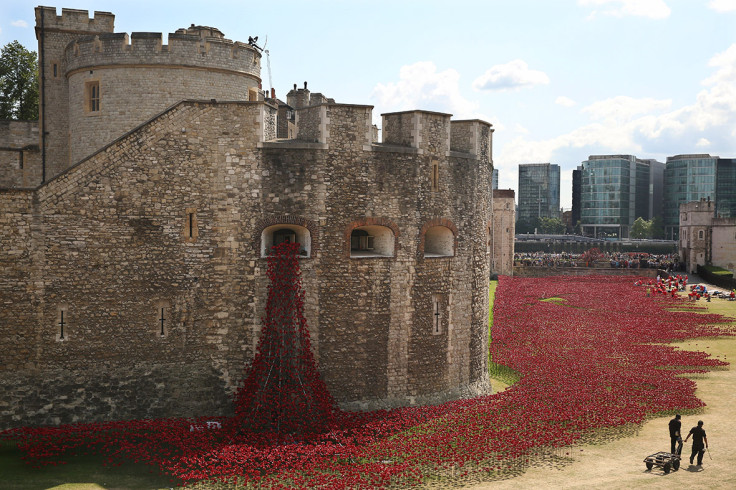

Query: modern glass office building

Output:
[663, 155, 736, 239]
[492, 168, 499, 190]
[578, 155, 663, 239]
[517, 163, 560, 224]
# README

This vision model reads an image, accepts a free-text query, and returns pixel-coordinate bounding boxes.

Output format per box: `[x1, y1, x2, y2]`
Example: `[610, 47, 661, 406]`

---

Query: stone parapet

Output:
[35, 7, 114, 34]
[65, 31, 261, 79]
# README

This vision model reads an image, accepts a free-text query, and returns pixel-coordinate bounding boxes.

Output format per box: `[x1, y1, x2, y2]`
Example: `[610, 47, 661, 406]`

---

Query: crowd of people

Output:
[514, 252, 680, 270]
[634, 274, 736, 301]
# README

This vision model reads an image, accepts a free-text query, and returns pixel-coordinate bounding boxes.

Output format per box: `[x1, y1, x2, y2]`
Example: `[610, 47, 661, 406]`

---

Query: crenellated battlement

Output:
[450, 120, 493, 164]
[35, 7, 114, 34]
[64, 29, 261, 77]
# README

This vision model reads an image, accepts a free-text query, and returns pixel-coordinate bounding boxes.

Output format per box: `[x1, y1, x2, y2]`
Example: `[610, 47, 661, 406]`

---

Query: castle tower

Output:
[35, 7, 115, 180]
[35, 7, 264, 175]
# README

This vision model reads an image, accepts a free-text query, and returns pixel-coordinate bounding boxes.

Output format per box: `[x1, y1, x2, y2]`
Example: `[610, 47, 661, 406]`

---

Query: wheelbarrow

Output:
[643, 451, 680, 474]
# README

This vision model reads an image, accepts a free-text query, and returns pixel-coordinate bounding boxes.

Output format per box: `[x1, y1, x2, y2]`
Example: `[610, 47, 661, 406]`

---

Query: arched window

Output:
[698, 230, 704, 240]
[424, 225, 455, 257]
[350, 225, 394, 258]
[261, 224, 311, 257]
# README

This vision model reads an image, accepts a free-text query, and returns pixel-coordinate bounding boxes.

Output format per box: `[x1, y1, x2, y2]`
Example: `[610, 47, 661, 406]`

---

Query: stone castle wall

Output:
[492, 190, 515, 276]
[35, 7, 116, 179]
[0, 98, 492, 428]
[0, 120, 41, 187]
[29, 7, 262, 182]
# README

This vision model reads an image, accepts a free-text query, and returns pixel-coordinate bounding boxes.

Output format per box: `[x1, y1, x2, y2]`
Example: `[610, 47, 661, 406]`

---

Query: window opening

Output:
[53, 63, 58, 78]
[184, 208, 198, 242]
[433, 298, 441, 334]
[349, 225, 394, 258]
[59, 310, 66, 340]
[273, 228, 297, 247]
[86, 81, 100, 112]
[159, 307, 166, 336]
[431, 160, 439, 191]
[699, 230, 704, 240]
[351, 229, 374, 251]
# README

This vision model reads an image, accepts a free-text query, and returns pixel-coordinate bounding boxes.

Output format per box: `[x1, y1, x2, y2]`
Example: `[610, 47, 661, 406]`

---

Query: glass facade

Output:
[716, 158, 736, 219]
[663, 155, 717, 239]
[517, 163, 560, 223]
[579, 155, 661, 239]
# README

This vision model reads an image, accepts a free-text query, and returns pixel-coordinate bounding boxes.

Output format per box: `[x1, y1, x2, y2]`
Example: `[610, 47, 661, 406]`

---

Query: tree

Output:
[0, 41, 38, 120]
[538, 217, 566, 234]
[649, 216, 665, 239]
[630, 217, 651, 239]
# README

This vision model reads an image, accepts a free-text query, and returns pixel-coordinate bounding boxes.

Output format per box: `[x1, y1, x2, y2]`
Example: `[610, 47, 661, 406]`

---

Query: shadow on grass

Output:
[0, 441, 174, 490]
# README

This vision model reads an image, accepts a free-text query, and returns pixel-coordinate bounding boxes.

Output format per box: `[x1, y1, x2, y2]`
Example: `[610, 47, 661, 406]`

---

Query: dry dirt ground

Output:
[473, 291, 736, 490]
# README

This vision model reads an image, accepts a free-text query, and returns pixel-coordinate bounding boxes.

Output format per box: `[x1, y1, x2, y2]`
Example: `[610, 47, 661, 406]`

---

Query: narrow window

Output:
[155, 301, 171, 337]
[432, 295, 446, 335]
[18, 151, 24, 169]
[53, 63, 58, 78]
[431, 160, 439, 191]
[183, 208, 198, 242]
[56, 306, 69, 341]
[85, 80, 100, 112]
[699, 230, 704, 240]
[159, 306, 166, 336]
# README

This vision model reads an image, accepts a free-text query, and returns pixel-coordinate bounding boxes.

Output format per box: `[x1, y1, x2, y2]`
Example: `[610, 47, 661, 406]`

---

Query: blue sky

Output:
[2, 0, 735, 208]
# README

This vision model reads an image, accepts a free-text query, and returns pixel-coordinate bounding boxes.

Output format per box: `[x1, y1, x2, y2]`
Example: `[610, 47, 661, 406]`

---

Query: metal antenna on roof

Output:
[263, 35, 273, 93]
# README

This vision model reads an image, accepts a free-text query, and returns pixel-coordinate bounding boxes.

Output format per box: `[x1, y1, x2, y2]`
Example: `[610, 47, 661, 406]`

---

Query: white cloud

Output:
[708, 0, 736, 12]
[372, 61, 480, 119]
[11, 20, 28, 28]
[555, 96, 577, 107]
[497, 43, 736, 169]
[371, 61, 505, 132]
[472, 60, 549, 92]
[582, 96, 672, 123]
[579, 0, 671, 19]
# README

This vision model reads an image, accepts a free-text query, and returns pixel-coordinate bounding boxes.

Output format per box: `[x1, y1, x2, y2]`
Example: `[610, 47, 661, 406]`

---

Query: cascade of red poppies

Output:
[231, 241, 337, 439]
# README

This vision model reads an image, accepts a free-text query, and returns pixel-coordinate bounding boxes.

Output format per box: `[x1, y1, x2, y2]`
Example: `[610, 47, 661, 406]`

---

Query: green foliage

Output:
[702, 265, 734, 277]
[650, 216, 665, 239]
[0, 41, 38, 120]
[630, 217, 650, 239]
[538, 217, 566, 234]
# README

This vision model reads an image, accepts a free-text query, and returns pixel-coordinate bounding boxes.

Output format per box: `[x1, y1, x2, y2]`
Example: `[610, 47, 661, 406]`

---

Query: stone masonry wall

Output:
[0, 100, 492, 428]
[0, 120, 41, 187]
[35, 7, 116, 180]
[492, 191, 516, 276]
[0, 101, 270, 428]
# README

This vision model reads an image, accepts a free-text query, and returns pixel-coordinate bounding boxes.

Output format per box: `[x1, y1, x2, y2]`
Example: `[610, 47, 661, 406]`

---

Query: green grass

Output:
[488, 280, 520, 387]
[540, 297, 567, 304]
[0, 441, 174, 490]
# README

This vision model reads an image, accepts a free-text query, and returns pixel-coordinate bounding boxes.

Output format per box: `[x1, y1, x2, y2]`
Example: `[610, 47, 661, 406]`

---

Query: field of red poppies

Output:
[2, 274, 733, 488]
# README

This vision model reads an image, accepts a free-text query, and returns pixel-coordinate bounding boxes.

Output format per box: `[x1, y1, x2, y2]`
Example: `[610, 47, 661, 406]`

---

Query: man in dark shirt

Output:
[684, 420, 709, 465]
[668, 414, 682, 455]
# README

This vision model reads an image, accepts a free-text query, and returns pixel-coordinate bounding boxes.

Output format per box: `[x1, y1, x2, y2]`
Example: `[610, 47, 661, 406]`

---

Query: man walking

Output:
[683, 420, 708, 465]
[668, 414, 682, 455]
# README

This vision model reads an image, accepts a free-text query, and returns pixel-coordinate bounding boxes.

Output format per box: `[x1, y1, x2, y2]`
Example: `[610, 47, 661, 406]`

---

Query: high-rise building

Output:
[578, 155, 663, 239]
[571, 168, 582, 230]
[492, 168, 499, 190]
[663, 155, 736, 239]
[517, 163, 560, 226]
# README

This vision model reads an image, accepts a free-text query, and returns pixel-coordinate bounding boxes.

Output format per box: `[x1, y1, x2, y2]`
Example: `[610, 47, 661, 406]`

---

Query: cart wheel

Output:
[663, 463, 671, 474]
[645, 462, 653, 470]
[673, 459, 680, 471]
